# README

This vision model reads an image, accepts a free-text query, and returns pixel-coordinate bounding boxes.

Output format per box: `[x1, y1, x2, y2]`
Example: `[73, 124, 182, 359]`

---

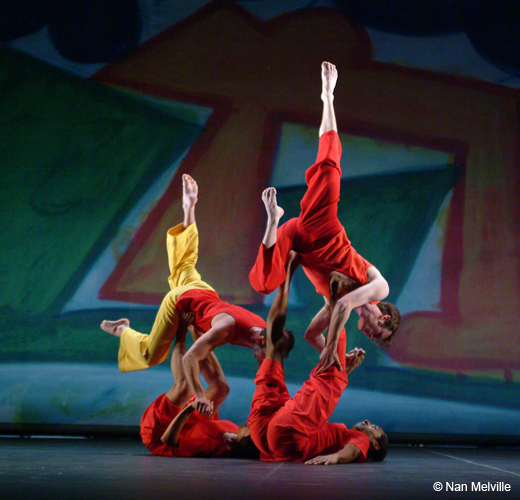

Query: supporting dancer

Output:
[101, 174, 294, 416]
[141, 317, 257, 458]
[249, 61, 400, 373]
[248, 254, 388, 464]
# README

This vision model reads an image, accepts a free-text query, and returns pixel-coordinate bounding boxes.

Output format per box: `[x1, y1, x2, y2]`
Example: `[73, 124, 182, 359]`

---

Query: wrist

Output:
[194, 389, 207, 401]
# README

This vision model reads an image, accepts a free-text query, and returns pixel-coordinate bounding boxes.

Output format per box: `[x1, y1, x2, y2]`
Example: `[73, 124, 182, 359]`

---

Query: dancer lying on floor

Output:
[141, 315, 258, 459]
[248, 252, 388, 464]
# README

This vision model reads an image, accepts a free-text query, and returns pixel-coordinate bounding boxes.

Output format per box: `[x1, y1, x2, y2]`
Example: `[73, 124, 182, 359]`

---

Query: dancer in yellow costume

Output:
[101, 174, 294, 416]
[101, 174, 214, 372]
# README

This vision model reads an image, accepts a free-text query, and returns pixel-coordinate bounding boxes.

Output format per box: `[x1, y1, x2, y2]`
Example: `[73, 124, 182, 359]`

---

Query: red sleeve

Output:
[344, 429, 371, 463]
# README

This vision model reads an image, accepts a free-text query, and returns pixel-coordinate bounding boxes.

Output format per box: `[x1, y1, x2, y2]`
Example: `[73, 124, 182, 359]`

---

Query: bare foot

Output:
[262, 187, 284, 222]
[321, 61, 337, 99]
[182, 174, 198, 208]
[100, 318, 130, 338]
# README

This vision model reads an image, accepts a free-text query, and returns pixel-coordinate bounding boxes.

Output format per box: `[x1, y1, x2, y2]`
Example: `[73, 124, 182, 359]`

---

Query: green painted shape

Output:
[0, 47, 203, 316]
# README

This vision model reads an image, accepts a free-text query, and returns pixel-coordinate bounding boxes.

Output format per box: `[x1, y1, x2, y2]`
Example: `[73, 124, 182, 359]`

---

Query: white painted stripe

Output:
[427, 450, 520, 477]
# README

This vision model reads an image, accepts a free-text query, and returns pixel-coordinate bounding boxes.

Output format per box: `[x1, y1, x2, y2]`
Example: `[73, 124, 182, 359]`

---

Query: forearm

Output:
[335, 443, 361, 464]
[265, 253, 299, 359]
[161, 403, 195, 447]
[198, 353, 230, 414]
[304, 306, 330, 352]
[182, 353, 206, 399]
[306, 333, 326, 352]
[267, 252, 298, 324]
[182, 322, 232, 407]
[327, 300, 352, 349]
[305, 444, 359, 465]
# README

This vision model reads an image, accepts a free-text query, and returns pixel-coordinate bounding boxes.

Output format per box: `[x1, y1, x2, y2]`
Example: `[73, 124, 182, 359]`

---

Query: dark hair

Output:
[232, 435, 260, 459]
[282, 328, 295, 358]
[366, 432, 389, 462]
[375, 302, 401, 348]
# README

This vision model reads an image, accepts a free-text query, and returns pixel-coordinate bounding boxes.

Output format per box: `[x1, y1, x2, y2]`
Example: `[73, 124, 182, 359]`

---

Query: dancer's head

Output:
[374, 302, 400, 348]
[231, 424, 260, 459]
[353, 420, 388, 462]
[357, 302, 400, 347]
[259, 327, 295, 358]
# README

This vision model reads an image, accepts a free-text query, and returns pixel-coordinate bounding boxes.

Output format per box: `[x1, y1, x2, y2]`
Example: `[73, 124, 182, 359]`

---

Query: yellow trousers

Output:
[118, 222, 214, 372]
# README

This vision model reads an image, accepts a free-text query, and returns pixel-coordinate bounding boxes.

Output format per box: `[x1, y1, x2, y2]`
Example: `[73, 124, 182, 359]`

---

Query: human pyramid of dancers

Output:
[101, 62, 400, 464]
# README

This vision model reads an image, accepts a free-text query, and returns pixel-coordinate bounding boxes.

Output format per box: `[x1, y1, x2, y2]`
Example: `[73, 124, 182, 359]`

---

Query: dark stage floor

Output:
[1, 437, 519, 500]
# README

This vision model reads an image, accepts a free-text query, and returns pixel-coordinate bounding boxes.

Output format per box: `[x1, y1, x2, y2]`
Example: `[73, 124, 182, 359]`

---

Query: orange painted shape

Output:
[93, 1, 520, 372]
[95, 1, 372, 304]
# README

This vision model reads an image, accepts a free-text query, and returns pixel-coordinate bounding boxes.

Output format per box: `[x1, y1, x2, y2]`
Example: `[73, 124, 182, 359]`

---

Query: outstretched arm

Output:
[305, 268, 361, 352]
[317, 268, 388, 374]
[329, 269, 388, 337]
[164, 319, 192, 408]
[182, 315, 236, 417]
[305, 442, 362, 465]
[315, 270, 357, 373]
[304, 299, 330, 352]
[265, 250, 300, 362]
[161, 339, 231, 447]
[187, 321, 231, 415]
[161, 401, 198, 447]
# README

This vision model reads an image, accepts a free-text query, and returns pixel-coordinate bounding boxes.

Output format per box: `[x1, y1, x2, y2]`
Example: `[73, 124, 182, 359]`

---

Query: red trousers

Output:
[248, 332, 351, 461]
[250, 131, 372, 299]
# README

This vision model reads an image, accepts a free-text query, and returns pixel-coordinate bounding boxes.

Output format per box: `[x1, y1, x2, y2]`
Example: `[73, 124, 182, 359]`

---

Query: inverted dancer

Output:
[141, 317, 258, 459]
[101, 174, 295, 416]
[249, 61, 400, 373]
[248, 254, 388, 464]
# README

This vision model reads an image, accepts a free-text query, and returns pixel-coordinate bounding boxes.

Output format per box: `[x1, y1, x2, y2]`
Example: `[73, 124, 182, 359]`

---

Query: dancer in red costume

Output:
[102, 174, 295, 417]
[141, 316, 257, 458]
[249, 62, 400, 373]
[248, 251, 388, 464]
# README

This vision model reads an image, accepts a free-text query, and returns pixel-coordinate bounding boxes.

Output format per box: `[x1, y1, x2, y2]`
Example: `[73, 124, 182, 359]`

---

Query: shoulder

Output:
[366, 266, 382, 280]
[345, 429, 371, 461]
[366, 267, 389, 296]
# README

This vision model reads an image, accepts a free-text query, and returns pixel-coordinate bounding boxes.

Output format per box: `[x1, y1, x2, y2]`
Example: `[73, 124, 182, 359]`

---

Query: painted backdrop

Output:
[1, 0, 519, 440]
